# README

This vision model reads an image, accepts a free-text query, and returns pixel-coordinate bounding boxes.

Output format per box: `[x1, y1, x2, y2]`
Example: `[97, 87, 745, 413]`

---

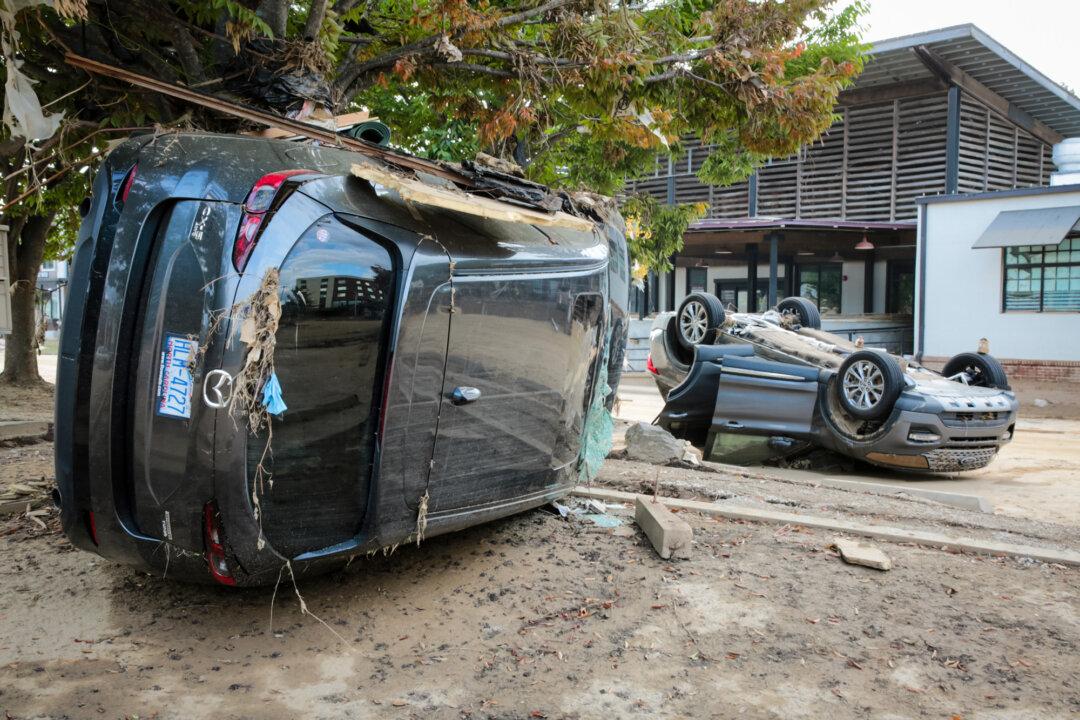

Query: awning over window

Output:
[972, 206, 1080, 248]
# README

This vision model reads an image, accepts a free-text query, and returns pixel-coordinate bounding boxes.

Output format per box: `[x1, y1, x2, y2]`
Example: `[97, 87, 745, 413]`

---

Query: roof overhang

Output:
[856, 24, 1080, 139]
[972, 206, 1080, 248]
[688, 217, 916, 234]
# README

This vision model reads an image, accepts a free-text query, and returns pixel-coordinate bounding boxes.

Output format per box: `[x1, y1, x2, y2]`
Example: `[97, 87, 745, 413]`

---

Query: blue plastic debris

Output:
[261, 372, 287, 415]
[584, 514, 624, 528]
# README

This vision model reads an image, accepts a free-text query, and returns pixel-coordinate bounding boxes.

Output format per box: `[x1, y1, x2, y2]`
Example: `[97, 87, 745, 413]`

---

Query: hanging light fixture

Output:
[854, 233, 875, 251]
[829, 251, 844, 263]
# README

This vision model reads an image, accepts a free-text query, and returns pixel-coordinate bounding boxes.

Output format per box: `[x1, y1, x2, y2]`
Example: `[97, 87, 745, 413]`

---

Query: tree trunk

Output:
[1, 213, 54, 386]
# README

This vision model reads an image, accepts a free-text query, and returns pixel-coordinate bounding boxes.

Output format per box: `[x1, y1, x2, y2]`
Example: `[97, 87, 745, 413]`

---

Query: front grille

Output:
[925, 446, 999, 472]
[941, 411, 1008, 428]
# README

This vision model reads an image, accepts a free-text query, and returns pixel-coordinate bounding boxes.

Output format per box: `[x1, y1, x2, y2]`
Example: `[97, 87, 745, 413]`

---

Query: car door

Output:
[422, 270, 605, 514]
[714, 355, 821, 439]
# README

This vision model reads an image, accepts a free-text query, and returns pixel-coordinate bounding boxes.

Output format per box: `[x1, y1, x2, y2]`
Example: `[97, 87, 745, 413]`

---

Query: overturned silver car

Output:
[648, 293, 1018, 473]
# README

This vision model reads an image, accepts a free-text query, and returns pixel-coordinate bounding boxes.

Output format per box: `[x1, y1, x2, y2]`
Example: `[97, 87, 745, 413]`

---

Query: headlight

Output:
[908, 431, 941, 443]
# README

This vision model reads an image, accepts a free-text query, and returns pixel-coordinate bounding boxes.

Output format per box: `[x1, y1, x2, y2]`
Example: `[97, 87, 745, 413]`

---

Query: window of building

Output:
[714, 279, 771, 313]
[1003, 237, 1080, 312]
[686, 267, 708, 294]
[886, 260, 915, 314]
[796, 263, 842, 315]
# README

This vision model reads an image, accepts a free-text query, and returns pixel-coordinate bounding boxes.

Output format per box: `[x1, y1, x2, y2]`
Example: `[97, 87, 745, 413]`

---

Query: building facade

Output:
[917, 184, 1080, 378]
[628, 24, 1080, 354]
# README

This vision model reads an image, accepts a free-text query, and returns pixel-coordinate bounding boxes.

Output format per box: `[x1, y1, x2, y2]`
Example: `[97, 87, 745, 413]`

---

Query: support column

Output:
[745, 243, 759, 313]
[945, 85, 961, 195]
[748, 172, 759, 217]
[640, 273, 649, 320]
[667, 255, 677, 312]
[863, 251, 876, 314]
[767, 233, 780, 308]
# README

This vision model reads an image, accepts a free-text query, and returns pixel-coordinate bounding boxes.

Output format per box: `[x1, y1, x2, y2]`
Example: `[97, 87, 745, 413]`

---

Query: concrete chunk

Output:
[0, 420, 50, 443]
[624, 422, 685, 465]
[635, 495, 692, 560]
[834, 538, 892, 571]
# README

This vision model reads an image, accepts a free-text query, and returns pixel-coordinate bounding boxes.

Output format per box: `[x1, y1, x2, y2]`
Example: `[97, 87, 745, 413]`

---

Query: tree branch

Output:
[495, 0, 573, 28]
[256, 0, 288, 38]
[461, 48, 579, 67]
[303, 0, 331, 40]
[334, 0, 575, 101]
[429, 61, 516, 79]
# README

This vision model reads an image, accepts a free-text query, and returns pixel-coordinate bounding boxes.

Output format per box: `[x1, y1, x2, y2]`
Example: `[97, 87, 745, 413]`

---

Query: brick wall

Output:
[921, 357, 1080, 383]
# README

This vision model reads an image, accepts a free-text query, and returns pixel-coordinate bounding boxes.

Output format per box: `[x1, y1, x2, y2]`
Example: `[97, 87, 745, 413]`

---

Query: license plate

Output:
[156, 334, 196, 419]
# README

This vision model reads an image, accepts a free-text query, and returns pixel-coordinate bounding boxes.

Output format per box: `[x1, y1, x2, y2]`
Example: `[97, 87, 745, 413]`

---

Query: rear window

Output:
[251, 218, 395, 557]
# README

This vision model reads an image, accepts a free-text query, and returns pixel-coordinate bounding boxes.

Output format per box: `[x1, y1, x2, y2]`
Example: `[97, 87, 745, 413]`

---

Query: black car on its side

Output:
[55, 132, 628, 585]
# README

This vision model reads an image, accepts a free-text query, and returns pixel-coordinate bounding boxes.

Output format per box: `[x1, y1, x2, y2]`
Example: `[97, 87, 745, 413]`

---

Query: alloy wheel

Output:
[678, 301, 708, 345]
[842, 359, 885, 411]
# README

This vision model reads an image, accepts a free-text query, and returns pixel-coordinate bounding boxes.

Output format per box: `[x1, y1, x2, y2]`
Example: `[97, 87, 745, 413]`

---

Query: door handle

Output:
[451, 386, 481, 405]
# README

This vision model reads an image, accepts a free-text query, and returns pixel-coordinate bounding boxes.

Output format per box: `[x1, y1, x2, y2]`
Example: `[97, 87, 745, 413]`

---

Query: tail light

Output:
[233, 169, 315, 272]
[86, 511, 99, 546]
[115, 164, 137, 206]
[646, 354, 659, 375]
[203, 502, 236, 586]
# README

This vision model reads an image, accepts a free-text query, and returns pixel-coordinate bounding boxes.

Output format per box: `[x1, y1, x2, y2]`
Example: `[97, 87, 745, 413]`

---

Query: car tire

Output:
[835, 350, 904, 421]
[942, 352, 1010, 390]
[776, 296, 822, 329]
[664, 315, 694, 368]
[676, 293, 725, 350]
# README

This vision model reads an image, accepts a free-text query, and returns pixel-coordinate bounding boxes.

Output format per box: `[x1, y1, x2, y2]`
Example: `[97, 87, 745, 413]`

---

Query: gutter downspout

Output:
[916, 204, 928, 362]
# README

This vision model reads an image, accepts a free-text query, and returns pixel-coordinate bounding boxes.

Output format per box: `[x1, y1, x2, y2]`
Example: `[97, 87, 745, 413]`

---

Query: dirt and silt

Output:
[0, 444, 1077, 719]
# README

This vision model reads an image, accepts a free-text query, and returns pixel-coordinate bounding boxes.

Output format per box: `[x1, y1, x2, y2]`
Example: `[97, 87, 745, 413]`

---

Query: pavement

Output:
[615, 373, 1080, 526]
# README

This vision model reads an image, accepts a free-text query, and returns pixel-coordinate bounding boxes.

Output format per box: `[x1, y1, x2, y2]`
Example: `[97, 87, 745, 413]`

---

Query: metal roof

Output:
[972, 206, 1080, 248]
[859, 24, 1080, 138]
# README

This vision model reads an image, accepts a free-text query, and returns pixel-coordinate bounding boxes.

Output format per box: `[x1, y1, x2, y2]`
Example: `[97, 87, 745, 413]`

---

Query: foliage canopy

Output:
[3, 0, 865, 266]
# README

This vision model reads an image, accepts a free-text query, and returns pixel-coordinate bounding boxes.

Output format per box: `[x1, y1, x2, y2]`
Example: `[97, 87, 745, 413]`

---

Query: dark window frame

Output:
[795, 262, 843, 315]
[686, 266, 708, 294]
[1001, 234, 1080, 313]
[713, 278, 771, 312]
[885, 259, 915, 315]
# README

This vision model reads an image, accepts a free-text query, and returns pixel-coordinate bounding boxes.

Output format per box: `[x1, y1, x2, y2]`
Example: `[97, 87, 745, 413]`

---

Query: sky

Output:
[860, 0, 1080, 93]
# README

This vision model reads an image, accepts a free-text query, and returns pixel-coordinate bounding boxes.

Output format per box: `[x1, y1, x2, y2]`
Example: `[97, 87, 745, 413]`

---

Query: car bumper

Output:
[838, 406, 1016, 472]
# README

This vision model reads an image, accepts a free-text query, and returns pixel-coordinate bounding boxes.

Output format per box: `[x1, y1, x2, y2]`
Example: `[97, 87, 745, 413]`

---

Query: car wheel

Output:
[942, 352, 1010, 390]
[776, 296, 822, 329]
[676, 293, 725, 350]
[835, 350, 903, 421]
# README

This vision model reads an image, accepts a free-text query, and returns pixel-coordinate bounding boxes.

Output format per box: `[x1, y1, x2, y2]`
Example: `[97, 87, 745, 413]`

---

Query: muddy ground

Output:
[2, 452, 1078, 719]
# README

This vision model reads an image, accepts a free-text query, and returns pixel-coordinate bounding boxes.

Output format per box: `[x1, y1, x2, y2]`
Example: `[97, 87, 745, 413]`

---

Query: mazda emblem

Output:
[203, 369, 233, 409]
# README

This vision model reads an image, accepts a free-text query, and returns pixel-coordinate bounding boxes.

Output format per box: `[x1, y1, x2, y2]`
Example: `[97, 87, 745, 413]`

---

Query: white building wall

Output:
[918, 188, 1080, 362]
[840, 261, 865, 315]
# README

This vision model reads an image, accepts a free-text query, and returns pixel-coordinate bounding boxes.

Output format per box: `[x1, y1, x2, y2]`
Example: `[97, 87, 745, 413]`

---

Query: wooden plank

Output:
[350, 163, 595, 231]
[244, 110, 371, 139]
[838, 78, 947, 107]
[912, 46, 1063, 146]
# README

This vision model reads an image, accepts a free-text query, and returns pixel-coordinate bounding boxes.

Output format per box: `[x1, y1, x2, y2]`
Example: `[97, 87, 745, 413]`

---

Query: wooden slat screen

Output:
[957, 94, 1052, 193]
[894, 95, 949, 220]
[625, 87, 1049, 222]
